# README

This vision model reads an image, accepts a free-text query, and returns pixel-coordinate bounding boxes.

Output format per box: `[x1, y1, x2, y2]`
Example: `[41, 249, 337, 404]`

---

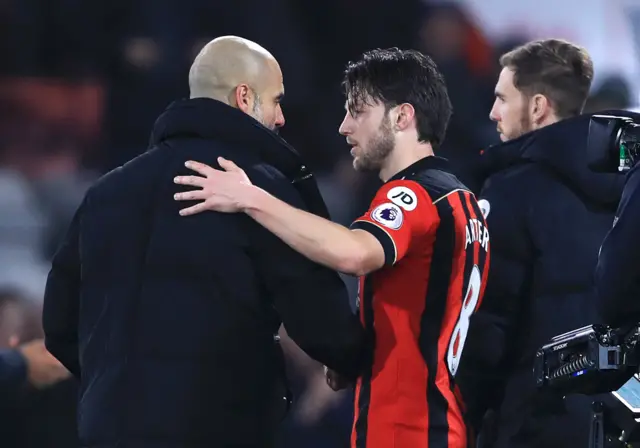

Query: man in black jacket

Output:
[42, 36, 366, 448]
[456, 39, 636, 447]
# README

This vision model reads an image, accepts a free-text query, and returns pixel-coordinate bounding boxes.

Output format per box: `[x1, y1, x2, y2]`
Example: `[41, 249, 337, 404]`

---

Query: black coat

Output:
[596, 160, 640, 326]
[42, 98, 366, 447]
[457, 111, 640, 448]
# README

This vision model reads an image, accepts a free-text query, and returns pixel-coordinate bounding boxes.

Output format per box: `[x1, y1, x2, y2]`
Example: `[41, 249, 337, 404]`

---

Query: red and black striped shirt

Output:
[349, 156, 490, 448]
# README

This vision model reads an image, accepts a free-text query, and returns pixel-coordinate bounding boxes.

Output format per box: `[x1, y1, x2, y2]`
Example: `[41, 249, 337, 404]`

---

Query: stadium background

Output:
[0, 0, 638, 446]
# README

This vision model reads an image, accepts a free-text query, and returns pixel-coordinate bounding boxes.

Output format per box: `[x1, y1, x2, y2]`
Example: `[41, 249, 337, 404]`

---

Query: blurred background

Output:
[0, 0, 638, 446]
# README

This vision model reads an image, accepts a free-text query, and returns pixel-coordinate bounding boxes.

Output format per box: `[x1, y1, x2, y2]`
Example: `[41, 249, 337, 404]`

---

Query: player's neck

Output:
[379, 142, 435, 182]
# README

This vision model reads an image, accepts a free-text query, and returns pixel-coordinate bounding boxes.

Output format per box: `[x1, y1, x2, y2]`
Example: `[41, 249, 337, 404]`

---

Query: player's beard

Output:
[353, 115, 395, 172]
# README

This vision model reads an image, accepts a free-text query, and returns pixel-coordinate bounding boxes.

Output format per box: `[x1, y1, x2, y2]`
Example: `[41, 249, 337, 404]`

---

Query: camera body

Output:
[535, 324, 640, 395]
[535, 324, 640, 447]
[587, 115, 640, 173]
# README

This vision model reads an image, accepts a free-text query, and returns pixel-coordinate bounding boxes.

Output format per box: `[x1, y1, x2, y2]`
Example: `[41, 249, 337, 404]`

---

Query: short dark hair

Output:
[499, 38, 594, 118]
[342, 48, 452, 149]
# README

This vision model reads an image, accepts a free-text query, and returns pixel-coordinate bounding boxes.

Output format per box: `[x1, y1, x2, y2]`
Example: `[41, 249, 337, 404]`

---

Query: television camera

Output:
[535, 324, 640, 447]
[587, 115, 640, 173]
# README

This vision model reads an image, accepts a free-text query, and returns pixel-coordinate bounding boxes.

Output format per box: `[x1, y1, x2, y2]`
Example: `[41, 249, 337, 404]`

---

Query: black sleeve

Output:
[0, 349, 27, 392]
[595, 165, 640, 326]
[350, 220, 397, 266]
[245, 167, 368, 380]
[42, 197, 84, 379]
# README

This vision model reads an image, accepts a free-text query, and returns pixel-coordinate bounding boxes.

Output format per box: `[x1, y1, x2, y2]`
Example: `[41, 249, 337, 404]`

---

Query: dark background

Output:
[0, 0, 636, 446]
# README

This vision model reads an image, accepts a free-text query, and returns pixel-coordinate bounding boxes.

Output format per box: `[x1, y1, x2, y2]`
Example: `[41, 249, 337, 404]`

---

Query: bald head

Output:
[189, 36, 286, 130]
[189, 36, 275, 102]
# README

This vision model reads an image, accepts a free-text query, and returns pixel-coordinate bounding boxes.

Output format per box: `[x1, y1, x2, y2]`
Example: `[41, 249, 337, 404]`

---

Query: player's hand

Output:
[17, 339, 70, 388]
[173, 158, 253, 216]
[324, 365, 353, 391]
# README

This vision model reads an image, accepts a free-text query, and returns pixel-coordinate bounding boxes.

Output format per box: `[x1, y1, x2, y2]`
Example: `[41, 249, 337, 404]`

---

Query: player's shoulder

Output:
[371, 157, 477, 218]
[381, 174, 469, 208]
[381, 156, 471, 204]
[374, 179, 428, 214]
[408, 167, 470, 203]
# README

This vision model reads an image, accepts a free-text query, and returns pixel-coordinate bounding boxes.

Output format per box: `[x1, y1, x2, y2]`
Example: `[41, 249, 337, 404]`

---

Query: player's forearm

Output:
[242, 186, 368, 274]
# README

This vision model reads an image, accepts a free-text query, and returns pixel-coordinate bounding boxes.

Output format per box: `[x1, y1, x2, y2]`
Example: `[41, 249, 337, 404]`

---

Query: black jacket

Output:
[457, 111, 640, 448]
[596, 161, 640, 326]
[42, 98, 366, 447]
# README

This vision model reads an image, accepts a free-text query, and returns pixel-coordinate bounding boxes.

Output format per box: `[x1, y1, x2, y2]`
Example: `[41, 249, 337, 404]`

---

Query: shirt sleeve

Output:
[350, 179, 436, 266]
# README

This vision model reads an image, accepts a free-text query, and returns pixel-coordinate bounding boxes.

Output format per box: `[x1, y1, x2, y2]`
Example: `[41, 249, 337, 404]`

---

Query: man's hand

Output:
[324, 365, 353, 391]
[173, 158, 254, 216]
[16, 339, 70, 388]
[296, 368, 347, 425]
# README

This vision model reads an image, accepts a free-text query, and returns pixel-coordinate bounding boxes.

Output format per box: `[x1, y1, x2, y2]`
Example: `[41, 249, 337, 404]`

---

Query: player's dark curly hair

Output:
[342, 47, 453, 150]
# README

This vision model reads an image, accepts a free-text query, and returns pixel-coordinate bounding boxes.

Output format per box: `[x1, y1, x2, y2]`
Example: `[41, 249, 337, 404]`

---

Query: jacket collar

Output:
[149, 98, 310, 182]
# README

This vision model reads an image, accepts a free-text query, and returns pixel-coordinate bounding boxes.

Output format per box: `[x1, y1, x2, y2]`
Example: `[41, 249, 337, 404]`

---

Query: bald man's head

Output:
[189, 36, 286, 130]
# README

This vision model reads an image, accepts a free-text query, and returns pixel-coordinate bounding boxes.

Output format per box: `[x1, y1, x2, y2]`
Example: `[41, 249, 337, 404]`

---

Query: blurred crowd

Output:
[0, 0, 635, 446]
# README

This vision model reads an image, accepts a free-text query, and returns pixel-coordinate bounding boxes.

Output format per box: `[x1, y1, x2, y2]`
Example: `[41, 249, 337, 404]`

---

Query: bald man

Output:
[42, 36, 367, 448]
[188, 36, 286, 131]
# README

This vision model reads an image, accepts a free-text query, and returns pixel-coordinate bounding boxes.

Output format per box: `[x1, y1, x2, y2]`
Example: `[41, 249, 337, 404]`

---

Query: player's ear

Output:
[394, 103, 415, 132]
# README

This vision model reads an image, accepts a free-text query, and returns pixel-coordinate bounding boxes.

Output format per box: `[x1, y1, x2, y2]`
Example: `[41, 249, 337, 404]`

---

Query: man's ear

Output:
[233, 84, 253, 113]
[394, 103, 416, 131]
[530, 93, 550, 125]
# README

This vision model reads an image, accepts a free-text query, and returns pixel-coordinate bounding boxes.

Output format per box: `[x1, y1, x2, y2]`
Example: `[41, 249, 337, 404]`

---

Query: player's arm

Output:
[243, 188, 384, 276]
[174, 159, 436, 275]
[174, 158, 385, 276]
[243, 177, 434, 272]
